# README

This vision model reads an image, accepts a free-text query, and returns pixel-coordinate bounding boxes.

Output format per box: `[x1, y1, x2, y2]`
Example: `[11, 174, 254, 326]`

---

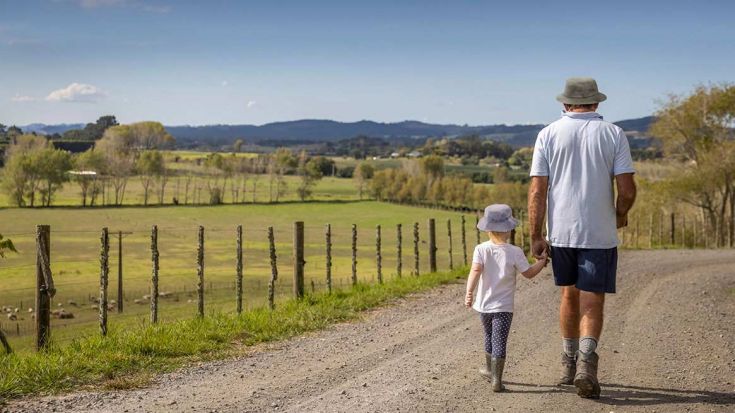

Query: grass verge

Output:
[0, 268, 465, 401]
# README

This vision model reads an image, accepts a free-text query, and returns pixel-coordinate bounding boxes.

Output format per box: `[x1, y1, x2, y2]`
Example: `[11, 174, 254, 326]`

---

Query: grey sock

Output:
[579, 336, 598, 355]
[562, 338, 578, 358]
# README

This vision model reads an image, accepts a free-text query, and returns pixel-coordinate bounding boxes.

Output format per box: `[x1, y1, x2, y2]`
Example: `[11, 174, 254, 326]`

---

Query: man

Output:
[528, 77, 637, 399]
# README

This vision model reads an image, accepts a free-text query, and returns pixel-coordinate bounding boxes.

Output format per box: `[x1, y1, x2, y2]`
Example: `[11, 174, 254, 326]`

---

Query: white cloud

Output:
[246, 100, 257, 109]
[221, 80, 229, 87]
[45, 83, 107, 103]
[10, 94, 36, 102]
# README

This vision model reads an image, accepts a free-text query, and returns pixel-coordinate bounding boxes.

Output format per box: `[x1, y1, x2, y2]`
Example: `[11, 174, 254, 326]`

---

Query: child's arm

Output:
[465, 262, 483, 307]
[521, 254, 548, 279]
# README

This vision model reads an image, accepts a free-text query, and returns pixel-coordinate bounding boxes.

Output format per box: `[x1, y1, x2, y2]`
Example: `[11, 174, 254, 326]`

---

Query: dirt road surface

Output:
[6, 250, 735, 413]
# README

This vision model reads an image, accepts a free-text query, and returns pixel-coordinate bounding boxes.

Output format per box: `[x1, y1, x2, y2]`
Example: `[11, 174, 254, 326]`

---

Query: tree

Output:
[233, 138, 245, 153]
[493, 166, 510, 183]
[1, 135, 49, 206]
[130, 121, 175, 150]
[72, 149, 106, 206]
[508, 147, 534, 170]
[37, 148, 73, 206]
[96, 126, 136, 205]
[650, 84, 735, 246]
[296, 151, 323, 201]
[137, 150, 166, 205]
[95, 122, 174, 205]
[419, 155, 445, 181]
[354, 162, 375, 200]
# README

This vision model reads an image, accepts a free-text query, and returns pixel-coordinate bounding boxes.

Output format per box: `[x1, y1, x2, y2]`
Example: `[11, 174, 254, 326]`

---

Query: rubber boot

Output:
[491, 357, 506, 392]
[574, 351, 601, 399]
[478, 352, 492, 380]
[557, 352, 576, 385]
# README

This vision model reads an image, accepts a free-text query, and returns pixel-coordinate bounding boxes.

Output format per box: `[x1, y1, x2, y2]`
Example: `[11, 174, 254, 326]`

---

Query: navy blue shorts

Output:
[550, 247, 617, 293]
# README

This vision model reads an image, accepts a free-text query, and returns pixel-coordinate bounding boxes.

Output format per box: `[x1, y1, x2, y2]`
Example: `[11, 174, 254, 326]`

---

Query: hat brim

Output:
[477, 217, 518, 233]
[556, 92, 607, 104]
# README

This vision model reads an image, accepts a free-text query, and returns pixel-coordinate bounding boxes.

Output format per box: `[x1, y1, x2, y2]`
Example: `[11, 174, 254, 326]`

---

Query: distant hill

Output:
[20, 116, 655, 148]
[21, 123, 85, 135]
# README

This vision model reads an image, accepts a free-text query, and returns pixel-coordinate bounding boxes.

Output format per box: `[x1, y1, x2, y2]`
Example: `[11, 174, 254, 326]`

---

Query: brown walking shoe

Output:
[574, 351, 601, 399]
[557, 352, 576, 385]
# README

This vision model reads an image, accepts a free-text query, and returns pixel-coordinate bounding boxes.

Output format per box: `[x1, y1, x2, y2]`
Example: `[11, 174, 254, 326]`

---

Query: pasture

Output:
[0, 201, 471, 351]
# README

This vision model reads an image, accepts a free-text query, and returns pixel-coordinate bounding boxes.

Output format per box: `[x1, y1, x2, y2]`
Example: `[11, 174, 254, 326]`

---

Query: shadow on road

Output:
[505, 381, 735, 407]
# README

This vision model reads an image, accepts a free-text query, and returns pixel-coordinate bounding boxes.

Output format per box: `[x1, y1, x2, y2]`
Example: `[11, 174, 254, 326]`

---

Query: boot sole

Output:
[574, 377, 600, 399]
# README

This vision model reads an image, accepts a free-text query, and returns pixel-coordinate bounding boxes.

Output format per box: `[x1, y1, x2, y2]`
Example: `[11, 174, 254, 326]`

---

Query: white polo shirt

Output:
[530, 111, 635, 249]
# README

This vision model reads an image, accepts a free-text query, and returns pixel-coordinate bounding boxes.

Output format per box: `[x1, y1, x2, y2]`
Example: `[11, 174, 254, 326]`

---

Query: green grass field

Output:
[0, 175, 362, 207]
[0, 202, 474, 352]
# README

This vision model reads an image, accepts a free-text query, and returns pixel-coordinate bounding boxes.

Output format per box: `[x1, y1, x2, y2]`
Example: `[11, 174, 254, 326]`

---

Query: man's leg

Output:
[574, 247, 615, 399]
[551, 247, 581, 385]
[560, 286, 581, 339]
[579, 291, 605, 346]
[558, 286, 580, 385]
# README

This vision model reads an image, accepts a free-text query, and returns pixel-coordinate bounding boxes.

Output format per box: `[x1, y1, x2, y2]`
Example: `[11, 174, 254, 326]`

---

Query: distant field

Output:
[0, 175, 361, 207]
[0, 202, 473, 351]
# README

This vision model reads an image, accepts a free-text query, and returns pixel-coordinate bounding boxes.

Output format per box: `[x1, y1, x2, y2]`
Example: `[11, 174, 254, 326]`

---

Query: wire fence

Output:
[1, 209, 731, 351]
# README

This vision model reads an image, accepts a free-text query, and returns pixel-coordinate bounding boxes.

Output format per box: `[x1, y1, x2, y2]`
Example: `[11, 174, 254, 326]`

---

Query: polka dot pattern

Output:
[479, 312, 513, 358]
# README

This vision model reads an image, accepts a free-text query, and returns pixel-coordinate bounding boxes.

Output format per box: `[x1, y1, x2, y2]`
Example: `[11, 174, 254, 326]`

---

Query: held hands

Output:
[531, 238, 550, 260]
[464, 290, 474, 308]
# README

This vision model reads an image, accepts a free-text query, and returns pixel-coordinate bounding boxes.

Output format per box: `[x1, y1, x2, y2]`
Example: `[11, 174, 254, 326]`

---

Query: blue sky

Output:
[1, 0, 734, 126]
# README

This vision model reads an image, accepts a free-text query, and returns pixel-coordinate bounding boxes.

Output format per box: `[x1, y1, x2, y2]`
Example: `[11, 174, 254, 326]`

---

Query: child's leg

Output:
[480, 313, 494, 354]
[490, 312, 514, 358]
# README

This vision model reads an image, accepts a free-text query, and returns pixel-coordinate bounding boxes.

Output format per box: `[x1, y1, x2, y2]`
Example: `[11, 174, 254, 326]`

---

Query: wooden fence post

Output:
[475, 215, 480, 245]
[376, 225, 383, 284]
[197, 225, 205, 317]
[680, 215, 686, 248]
[519, 211, 525, 253]
[428, 218, 437, 273]
[150, 225, 159, 324]
[670, 213, 676, 246]
[634, 217, 639, 249]
[447, 219, 453, 270]
[36, 224, 54, 351]
[0, 329, 11, 354]
[236, 225, 243, 314]
[461, 215, 468, 266]
[267, 226, 278, 310]
[648, 213, 654, 249]
[99, 228, 109, 336]
[396, 224, 402, 277]
[351, 224, 358, 285]
[413, 222, 420, 276]
[117, 231, 123, 313]
[659, 212, 664, 247]
[325, 224, 332, 294]
[293, 221, 305, 298]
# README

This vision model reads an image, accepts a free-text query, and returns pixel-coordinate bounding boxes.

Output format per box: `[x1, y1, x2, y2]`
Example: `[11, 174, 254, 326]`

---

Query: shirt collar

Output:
[561, 111, 603, 120]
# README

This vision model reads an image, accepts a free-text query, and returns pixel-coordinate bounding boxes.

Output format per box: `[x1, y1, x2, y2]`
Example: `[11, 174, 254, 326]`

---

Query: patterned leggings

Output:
[480, 312, 513, 358]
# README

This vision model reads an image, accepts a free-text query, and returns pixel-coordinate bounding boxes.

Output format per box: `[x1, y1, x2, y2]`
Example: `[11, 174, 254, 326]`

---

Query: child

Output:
[465, 204, 547, 392]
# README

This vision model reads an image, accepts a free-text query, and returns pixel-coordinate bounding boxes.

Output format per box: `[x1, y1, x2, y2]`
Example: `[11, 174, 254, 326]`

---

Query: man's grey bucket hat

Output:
[477, 204, 518, 233]
[556, 77, 607, 104]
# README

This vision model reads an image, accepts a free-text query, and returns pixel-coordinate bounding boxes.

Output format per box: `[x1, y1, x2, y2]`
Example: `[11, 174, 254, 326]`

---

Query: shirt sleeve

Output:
[514, 247, 531, 273]
[613, 129, 636, 176]
[472, 245, 484, 265]
[529, 131, 549, 177]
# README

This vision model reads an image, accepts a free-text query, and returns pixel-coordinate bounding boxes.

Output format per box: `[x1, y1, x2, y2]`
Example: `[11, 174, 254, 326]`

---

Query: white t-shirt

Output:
[471, 241, 530, 313]
[530, 111, 636, 249]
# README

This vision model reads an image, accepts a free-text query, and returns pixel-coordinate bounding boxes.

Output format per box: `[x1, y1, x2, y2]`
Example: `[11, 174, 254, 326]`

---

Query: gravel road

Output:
[6, 249, 735, 413]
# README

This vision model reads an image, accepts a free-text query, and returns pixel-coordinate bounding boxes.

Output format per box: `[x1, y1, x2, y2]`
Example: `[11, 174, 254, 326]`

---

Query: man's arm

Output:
[615, 173, 636, 228]
[528, 176, 549, 258]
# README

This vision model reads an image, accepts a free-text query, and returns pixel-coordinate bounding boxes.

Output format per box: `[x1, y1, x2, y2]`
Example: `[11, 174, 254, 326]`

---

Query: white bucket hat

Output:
[477, 204, 518, 232]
